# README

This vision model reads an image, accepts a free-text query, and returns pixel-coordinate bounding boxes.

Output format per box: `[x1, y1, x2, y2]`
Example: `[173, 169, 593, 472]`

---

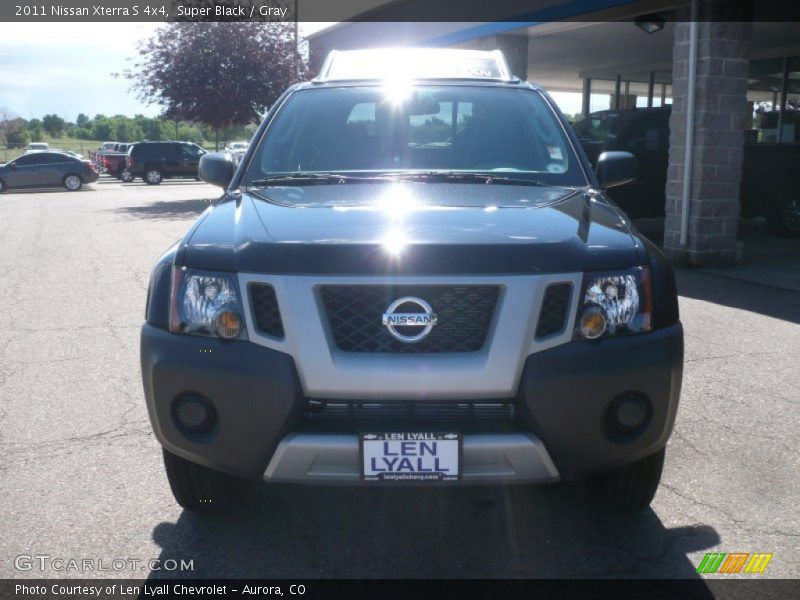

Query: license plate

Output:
[360, 432, 461, 482]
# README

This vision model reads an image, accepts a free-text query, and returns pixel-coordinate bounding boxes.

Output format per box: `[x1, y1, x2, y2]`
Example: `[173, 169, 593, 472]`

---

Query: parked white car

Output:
[26, 142, 50, 153]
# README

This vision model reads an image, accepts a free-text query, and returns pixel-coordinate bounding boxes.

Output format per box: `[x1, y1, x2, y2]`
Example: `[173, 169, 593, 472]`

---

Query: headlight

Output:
[169, 267, 247, 340]
[574, 267, 652, 340]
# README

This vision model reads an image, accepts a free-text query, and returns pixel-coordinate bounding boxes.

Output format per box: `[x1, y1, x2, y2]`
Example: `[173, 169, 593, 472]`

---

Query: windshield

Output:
[243, 85, 585, 189]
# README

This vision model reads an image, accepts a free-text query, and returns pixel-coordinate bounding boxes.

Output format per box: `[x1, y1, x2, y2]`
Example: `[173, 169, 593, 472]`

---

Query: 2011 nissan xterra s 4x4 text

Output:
[141, 49, 683, 514]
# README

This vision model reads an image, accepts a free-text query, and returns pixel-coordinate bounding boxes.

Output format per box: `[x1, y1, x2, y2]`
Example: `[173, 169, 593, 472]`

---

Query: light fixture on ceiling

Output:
[635, 14, 666, 34]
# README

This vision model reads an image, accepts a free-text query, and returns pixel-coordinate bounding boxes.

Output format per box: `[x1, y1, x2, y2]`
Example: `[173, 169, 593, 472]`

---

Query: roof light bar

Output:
[315, 48, 514, 83]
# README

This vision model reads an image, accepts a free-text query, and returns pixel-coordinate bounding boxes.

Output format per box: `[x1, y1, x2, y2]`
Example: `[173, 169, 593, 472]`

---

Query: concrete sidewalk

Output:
[700, 220, 800, 292]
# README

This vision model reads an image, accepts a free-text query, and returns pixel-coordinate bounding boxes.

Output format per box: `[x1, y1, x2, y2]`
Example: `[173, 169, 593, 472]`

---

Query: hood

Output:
[181, 182, 643, 275]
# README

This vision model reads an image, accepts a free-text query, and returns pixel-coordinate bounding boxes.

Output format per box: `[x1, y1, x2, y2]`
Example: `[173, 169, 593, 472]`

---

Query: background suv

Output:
[126, 141, 207, 184]
[573, 107, 800, 235]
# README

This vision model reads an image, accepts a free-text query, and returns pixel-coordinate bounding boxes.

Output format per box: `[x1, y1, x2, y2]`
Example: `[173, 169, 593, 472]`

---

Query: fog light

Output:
[173, 394, 216, 433]
[215, 310, 242, 339]
[608, 393, 651, 433]
[580, 306, 607, 339]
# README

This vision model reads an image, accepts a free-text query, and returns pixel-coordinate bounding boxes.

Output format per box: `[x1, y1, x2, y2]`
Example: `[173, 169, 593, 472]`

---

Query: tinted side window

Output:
[624, 115, 665, 152]
[181, 144, 204, 157]
[162, 144, 182, 159]
[15, 154, 45, 166]
[574, 113, 632, 144]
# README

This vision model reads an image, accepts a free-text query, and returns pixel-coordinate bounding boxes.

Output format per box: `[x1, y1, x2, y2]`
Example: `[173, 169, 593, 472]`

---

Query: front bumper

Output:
[265, 432, 559, 484]
[141, 324, 302, 479]
[517, 323, 683, 479]
[141, 322, 682, 482]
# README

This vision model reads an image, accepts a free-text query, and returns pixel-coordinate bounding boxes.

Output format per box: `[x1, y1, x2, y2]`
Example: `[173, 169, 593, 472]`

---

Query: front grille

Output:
[320, 285, 500, 353]
[304, 399, 515, 423]
[535, 283, 572, 338]
[249, 283, 284, 338]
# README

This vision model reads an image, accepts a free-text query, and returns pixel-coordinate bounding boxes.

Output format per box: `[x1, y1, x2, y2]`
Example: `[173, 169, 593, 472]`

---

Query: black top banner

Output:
[2, 0, 800, 22]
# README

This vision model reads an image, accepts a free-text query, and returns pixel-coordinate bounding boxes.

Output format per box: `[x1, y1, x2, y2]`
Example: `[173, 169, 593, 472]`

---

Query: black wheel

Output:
[120, 169, 134, 183]
[766, 197, 800, 237]
[591, 448, 665, 513]
[0, 178, 5, 193]
[63, 173, 83, 191]
[144, 168, 163, 185]
[162, 448, 254, 513]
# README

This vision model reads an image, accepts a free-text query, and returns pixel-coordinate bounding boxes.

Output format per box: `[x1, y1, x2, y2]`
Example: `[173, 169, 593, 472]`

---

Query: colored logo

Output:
[697, 552, 773, 574]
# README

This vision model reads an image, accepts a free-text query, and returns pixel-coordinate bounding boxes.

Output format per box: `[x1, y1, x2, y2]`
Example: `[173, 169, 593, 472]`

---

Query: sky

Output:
[0, 23, 163, 121]
[0, 22, 582, 122]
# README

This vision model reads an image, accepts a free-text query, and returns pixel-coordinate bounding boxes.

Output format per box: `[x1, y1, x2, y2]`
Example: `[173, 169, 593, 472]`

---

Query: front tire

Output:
[63, 174, 83, 191]
[120, 169, 134, 183]
[591, 448, 665, 513]
[0, 178, 5, 193]
[162, 449, 254, 513]
[144, 168, 163, 185]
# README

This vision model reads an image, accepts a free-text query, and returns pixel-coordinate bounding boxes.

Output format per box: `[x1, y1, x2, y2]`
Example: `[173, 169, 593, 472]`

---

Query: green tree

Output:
[42, 114, 66, 137]
[124, 22, 305, 149]
[28, 118, 44, 142]
[176, 122, 204, 144]
[114, 119, 144, 143]
[75, 127, 94, 140]
[0, 107, 14, 145]
[76, 113, 90, 127]
[92, 117, 113, 141]
[140, 118, 167, 141]
[6, 119, 30, 147]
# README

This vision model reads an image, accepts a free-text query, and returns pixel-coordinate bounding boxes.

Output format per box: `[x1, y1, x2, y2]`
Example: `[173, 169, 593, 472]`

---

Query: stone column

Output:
[664, 20, 752, 266]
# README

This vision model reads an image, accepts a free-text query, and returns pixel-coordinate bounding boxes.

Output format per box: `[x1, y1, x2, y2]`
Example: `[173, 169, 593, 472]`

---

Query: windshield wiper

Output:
[248, 173, 375, 187]
[383, 171, 556, 187]
[248, 171, 569, 188]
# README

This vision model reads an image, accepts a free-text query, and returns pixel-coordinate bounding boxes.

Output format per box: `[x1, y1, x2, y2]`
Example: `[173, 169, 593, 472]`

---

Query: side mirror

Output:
[199, 152, 235, 188]
[595, 151, 636, 189]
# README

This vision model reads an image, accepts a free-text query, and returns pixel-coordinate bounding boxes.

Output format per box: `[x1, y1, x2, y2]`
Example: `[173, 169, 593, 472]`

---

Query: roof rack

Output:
[314, 48, 514, 83]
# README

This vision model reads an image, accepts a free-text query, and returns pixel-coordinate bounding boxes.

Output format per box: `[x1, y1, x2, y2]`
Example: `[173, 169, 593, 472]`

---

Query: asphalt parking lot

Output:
[0, 176, 797, 583]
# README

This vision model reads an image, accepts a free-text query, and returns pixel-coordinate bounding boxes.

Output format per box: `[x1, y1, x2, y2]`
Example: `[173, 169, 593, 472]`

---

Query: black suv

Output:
[126, 141, 206, 185]
[574, 107, 800, 235]
[141, 49, 683, 514]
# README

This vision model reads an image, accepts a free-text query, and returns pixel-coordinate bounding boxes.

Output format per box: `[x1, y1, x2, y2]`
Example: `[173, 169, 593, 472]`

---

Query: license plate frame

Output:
[360, 432, 462, 482]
